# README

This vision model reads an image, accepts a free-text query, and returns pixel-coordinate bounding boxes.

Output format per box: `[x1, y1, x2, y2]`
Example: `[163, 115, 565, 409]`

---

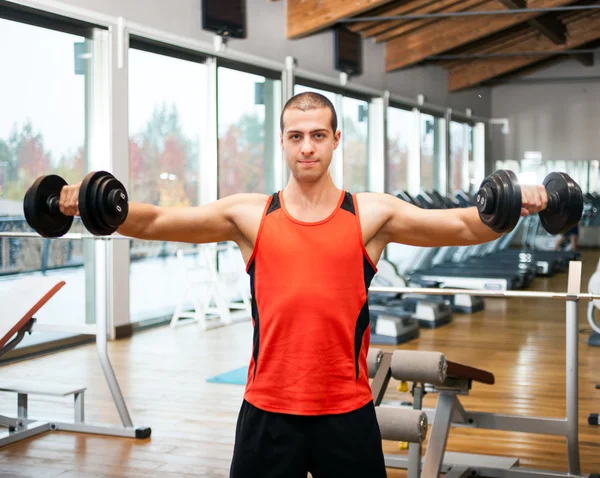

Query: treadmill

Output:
[406, 192, 534, 291]
[369, 259, 453, 329]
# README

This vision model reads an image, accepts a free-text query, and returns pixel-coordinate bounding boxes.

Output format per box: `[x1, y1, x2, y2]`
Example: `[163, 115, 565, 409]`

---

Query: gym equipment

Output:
[476, 170, 583, 234]
[370, 260, 451, 331]
[367, 350, 428, 446]
[476, 170, 522, 233]
[0, 276, 151, 447]
[78, 171, 128, 236]
[368, 261, 598, 478]
[540, 172, 584, 235]
[23, 171, 128, 237]
[23, 175, 73, 238]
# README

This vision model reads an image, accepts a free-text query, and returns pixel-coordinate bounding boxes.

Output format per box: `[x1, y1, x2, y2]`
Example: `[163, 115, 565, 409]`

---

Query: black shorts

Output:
[229, 400, 387, 478]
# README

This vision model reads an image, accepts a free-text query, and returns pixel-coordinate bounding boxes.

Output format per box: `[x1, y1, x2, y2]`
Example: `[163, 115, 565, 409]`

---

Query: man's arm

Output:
[59, 183, 266, 244]
[372, 186, 546, 248]
[117, 195, 243, 244]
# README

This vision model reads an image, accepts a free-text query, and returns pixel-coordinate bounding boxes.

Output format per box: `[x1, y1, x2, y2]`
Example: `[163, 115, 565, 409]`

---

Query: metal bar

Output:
[566, 261, 581, 475]
[0, 421, 51, 448]
[566, 299, 581, 474]
[0, 231, 130, 240]
[52, 422, 139, 438]
[368, 285, 600, 301]
[74, 392, 84, 424]
[371, 353, 392, 406]
[408, 386, 424, 478]
[340, 5, 600, 22]
[17, 394, 27, 420]
[385, 451, 519, 473]
[466, 412, 568, 436]
[0, 415, 18, 428]
[427, 49, 600, 61]
[96, 291, 134, 428]
[422, 393, 456, 477]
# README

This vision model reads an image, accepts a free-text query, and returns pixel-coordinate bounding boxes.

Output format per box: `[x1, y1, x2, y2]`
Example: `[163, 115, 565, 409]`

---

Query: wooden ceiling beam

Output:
[286, 0, 395, 39]
[374, 0, 488, 43]
[357, 0, 463, 39]
[447, 11, 600, 91]
[385, 0, 577, 71]
[497, 0, 567, 44]
[347, 0, 439, 34]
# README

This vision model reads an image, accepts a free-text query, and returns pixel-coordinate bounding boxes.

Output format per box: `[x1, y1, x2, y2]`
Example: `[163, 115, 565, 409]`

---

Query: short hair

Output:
[280, 92, 338, 133]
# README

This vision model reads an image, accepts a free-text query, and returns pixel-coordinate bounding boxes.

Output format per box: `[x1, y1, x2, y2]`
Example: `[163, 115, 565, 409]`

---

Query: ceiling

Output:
[286, 0, 600, 91]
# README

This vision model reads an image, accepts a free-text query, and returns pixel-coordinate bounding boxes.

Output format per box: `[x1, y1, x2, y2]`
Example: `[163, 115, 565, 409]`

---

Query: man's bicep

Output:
[151, 195, 247, 244]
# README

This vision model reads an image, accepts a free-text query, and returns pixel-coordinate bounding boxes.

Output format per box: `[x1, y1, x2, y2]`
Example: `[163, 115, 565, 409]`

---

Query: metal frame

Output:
[0, 282, 150, 447]
[341, 5, 600, 22]
[371, 262, 594, 477]
[428, 49, 600, 61]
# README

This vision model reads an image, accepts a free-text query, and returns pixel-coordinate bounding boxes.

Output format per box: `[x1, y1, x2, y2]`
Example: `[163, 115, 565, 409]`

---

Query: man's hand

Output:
[521, 185, 548, 216]
[59, 183, 81, 217]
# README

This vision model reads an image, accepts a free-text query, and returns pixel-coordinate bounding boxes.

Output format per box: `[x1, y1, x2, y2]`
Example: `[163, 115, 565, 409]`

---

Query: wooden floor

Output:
[1, 251, 600, 477]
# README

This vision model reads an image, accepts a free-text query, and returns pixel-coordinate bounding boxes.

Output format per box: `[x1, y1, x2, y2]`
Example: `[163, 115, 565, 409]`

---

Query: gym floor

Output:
[0, 252, 599, 477]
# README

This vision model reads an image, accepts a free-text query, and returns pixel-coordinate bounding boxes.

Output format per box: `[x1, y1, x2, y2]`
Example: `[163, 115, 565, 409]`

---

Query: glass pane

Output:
[342, 96, 369, 193]
[386, 107, 415, 195]
[590, 161, 599, 193]
[421, 113, 445, 193]
[0, 18, 94, 349]
[218, 67, 279, 197]
[128, 48, 207, 323]
[449, 121, 468, 194]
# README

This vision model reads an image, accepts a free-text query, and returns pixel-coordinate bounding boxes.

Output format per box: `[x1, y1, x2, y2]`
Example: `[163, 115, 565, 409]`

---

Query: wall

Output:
[490, 52, 600, 165]
[45, 0, 491, 117]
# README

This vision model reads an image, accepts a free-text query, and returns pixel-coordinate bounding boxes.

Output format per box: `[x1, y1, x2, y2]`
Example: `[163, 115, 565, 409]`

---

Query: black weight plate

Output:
[477, 174, 500, 230]
[540, 172, 583, 235]
[92, 175, 114, 232]
[97, 177, 128, 231]
[477, 170, 521, 233]
[23, 175, 73, 238]
[502, 170, 521, 233]
[79, 171, 109, 236]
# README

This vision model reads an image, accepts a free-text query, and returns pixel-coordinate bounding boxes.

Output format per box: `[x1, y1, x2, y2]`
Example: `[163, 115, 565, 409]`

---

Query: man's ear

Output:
[333, 129, 341, 149]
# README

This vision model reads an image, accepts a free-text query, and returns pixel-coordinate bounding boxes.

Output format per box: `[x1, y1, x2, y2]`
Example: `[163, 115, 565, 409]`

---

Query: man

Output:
[59, 92, 547, 478]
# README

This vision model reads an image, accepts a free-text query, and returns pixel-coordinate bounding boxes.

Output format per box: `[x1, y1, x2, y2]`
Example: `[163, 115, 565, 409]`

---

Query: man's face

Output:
[280, 107, 341, 182]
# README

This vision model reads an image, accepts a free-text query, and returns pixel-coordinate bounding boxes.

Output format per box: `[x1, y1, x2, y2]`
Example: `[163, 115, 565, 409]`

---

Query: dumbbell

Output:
[23, 171, 129, 238]
[475, 170, 583, 235]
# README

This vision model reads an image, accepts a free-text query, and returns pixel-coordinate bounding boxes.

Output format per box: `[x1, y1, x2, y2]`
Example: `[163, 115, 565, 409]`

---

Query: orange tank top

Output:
[243, 189, 377, 416]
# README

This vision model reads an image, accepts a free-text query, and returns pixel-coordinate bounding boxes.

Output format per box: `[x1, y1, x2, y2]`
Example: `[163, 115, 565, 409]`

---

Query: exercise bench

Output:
[369, 348, 599, 478]
[0, 276, 150, 447]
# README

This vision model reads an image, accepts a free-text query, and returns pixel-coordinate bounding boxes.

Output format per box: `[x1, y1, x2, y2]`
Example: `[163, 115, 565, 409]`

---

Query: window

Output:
[449, 121, 471, 194]
[420, 113, 446, 193]
[128, 47, 207, 323]
[218, 67, 280, 197]
[342, 96, 369, 193]
[0, 17, 94, 349]
[386, 107, 415, 195]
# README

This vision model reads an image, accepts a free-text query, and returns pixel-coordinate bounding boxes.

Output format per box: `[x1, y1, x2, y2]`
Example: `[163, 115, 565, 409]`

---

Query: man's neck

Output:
[283, 174, 340, 209]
